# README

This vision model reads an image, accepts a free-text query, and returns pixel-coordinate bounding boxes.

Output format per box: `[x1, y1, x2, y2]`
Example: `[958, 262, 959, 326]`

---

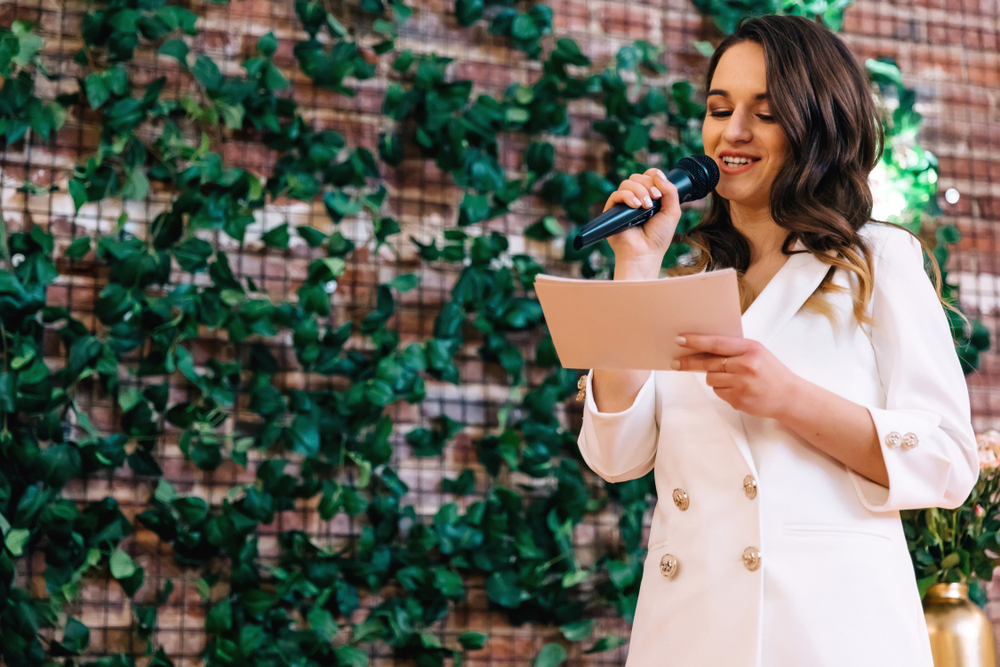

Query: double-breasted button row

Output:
[659, 547, 761, 578]
[661, 479, 760, 578]
[672, 477, 756, 512]
[885, 431, 919, 450]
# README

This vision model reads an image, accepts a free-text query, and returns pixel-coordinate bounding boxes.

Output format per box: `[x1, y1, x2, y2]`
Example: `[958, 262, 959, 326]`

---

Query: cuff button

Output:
[902, 432, 919, 449]
[885, 431, 902, 448]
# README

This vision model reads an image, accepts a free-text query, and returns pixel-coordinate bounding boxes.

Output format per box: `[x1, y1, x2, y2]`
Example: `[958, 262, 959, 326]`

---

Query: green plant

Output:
[904, 432, 1000, 607]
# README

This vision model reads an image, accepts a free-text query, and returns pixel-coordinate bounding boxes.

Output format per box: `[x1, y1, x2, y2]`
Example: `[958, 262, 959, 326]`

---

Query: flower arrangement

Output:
[902, 431, 1000, 606]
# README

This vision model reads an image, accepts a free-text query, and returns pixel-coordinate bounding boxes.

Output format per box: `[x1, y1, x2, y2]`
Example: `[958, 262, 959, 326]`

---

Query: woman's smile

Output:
[718, 156, 762, 175]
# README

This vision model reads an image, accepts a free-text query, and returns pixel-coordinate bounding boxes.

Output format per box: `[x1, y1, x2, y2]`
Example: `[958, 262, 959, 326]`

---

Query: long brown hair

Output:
[674, 15, 886, 325]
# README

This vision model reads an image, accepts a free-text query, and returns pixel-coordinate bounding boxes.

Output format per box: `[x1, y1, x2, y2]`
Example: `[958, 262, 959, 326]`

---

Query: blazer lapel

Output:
[741, 239, 834, 345]
[696, 240, 834, 475]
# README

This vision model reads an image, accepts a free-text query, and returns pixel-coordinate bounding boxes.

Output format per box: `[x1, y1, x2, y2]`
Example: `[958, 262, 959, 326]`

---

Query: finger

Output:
[643, 168, 671, 196]
[677, 334, 752, 357]
[629, 173, 662, 201]
[604, 188, 644, 212]
[673, 352, 726, 372]
[617, 180, 652, 208]
[625, 175, 655, 208]
[712, 386, 738, 405]
[705, 371, 737, 388]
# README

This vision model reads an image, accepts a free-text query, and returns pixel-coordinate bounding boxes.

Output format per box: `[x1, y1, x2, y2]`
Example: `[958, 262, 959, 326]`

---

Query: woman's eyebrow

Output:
[706, 89, 769, 101]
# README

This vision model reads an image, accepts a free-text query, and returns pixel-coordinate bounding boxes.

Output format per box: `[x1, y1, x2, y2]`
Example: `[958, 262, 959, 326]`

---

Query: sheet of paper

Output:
[534, 268, 743, 370]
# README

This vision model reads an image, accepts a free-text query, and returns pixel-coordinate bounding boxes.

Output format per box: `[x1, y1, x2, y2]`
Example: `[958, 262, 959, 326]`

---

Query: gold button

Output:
[659, 553, 678, 578]
[672, 488, 689, 511]
[743, 475, 757, 500]
[902, 432, 919, 449]
[576, 375, 586, 402]
[885, 431, 902, 448]
[742, 546, 761, 572]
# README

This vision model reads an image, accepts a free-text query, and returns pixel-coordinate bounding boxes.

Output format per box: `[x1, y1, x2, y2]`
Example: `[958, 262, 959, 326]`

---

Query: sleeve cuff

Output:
[849, 406, 951, 511]
[578, 370, 658, 482]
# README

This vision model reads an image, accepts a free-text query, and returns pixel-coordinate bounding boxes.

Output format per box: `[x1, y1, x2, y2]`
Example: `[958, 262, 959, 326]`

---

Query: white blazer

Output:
[577, 222, 978, 667]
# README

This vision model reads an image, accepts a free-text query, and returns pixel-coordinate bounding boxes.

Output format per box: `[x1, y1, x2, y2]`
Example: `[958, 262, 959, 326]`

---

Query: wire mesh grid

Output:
[2, 0, 999, 664]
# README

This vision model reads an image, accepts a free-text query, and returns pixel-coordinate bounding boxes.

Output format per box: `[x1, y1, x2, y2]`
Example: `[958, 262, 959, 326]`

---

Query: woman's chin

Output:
[714, 185, 768, 210]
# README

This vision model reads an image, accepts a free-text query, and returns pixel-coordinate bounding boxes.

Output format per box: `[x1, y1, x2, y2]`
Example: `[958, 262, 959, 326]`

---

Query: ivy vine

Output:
[0, 1, 987, 667]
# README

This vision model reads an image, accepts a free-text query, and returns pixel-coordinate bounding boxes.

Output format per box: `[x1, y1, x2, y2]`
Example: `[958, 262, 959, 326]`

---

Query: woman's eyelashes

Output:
[708, 110, 775, 122]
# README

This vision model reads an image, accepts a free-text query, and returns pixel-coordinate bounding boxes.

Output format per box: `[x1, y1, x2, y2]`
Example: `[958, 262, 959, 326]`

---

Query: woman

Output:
[577, 15, 978, 667]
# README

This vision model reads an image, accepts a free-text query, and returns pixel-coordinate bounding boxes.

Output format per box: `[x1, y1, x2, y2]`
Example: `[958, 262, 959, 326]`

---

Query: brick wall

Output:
[2, 0, 999, 664]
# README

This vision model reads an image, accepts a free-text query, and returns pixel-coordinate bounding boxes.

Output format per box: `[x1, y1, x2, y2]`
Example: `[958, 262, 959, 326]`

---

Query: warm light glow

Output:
[869, 161, 909, 222]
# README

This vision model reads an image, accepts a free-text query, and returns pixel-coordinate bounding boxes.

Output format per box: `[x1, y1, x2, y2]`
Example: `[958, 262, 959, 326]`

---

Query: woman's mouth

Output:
[719, 156, 760, 174]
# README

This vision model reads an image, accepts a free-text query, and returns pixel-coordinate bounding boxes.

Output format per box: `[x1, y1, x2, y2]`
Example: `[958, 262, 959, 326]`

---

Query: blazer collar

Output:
[697, 239, 833, 476]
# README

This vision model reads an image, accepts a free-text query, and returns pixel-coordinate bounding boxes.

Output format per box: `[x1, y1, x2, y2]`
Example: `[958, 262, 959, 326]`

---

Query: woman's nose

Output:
[724, 109, 753, 143]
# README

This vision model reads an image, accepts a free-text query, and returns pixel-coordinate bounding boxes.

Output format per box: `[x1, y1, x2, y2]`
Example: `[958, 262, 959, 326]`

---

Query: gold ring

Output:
[721, 357, 728, 372]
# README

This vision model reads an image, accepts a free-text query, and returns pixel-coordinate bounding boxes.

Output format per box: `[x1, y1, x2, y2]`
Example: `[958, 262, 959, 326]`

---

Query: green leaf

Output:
[940, 552, 961, 570]
[442, 469, 476, 495]
[216, 101, 245, 130]
[192, 55, 222, 91]
[159, 38, 189, 67]
[65, 236, 91, 259]
[173, 237, 213, 272]
[110, 548, 136, 579]
[459, 631, 488, 650]
[5, 528, 30, 557]
[68, 179, 88, 212]
[387, 273, 420, 292]
[585, 636, 626, 653]
[534, 643, 567, 667]
[486, 570, 528, 608]
[262, 223, 290, 249]
[333, 646, 368, 667]
[297, 225, 327, 248]
[692, 40, 715, 57]
[85, 73, 110, 110]
[455, 0, 484, 24]
[258, 32, 278, 57]
[524, 215, 563, 240]
[559, 618, 593, 641]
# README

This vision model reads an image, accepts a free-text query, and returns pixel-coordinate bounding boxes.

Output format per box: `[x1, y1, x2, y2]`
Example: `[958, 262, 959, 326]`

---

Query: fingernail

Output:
[675, 336, 686, 346]
[670, 359, 680, 370]
[657, 169, 666, 181]
[651, 187, 662, 198]
[632, 196, 642, 206]
[644, 196, 653, 207]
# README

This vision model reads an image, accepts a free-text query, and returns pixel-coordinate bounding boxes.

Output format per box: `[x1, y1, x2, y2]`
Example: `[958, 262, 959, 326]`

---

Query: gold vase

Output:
[923, 583, 997, 667]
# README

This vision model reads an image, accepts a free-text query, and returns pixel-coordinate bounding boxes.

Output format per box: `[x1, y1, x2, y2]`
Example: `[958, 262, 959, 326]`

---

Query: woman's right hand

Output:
[603, 167, 682, 268]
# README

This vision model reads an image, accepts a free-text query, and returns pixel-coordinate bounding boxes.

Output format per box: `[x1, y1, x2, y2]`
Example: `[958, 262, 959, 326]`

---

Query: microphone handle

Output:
[573, 166, 696, 251]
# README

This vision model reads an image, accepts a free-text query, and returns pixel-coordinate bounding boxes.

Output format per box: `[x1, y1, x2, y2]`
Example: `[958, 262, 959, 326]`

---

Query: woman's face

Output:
[702, 41, 789, 212]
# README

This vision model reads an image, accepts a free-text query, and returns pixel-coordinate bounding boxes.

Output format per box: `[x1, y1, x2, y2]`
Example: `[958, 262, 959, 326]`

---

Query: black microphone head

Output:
[675, 154, 720, 199]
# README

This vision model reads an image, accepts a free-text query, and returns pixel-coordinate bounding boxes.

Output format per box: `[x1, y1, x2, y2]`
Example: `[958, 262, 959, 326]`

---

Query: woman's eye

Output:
[709, 111, 732, 118]
[757, 114, 774, 122]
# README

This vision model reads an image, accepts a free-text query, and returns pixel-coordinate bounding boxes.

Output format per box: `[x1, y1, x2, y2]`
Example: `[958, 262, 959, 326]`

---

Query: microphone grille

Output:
[676, 154, 720, 199]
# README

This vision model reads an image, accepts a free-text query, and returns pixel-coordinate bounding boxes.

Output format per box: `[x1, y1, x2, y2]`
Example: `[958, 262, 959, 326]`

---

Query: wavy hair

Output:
[672, 15, 905, 327]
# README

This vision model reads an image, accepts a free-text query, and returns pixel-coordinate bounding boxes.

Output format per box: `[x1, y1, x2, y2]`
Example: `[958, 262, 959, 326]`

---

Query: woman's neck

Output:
[730, 203, 788, 264]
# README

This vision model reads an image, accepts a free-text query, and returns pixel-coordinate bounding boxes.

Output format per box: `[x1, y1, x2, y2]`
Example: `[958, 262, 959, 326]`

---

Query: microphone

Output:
[572, 155, 720, 251]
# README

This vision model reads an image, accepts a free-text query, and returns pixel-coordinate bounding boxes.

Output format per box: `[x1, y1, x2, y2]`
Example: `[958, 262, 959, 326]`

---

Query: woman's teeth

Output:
[723, 156, 759, 166]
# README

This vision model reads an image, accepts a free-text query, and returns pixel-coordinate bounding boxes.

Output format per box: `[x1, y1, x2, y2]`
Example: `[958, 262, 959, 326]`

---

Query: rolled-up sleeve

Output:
[849, 227, 979, 511]
[577, 369, 659, 483]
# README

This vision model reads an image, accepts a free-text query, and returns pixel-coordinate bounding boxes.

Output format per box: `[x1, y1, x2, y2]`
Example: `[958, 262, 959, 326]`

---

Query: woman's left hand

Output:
[671, 334, 801, 419]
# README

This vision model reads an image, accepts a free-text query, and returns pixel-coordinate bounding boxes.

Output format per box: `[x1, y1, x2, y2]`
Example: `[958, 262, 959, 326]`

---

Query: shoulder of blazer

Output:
[858, 221, 919, 264]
